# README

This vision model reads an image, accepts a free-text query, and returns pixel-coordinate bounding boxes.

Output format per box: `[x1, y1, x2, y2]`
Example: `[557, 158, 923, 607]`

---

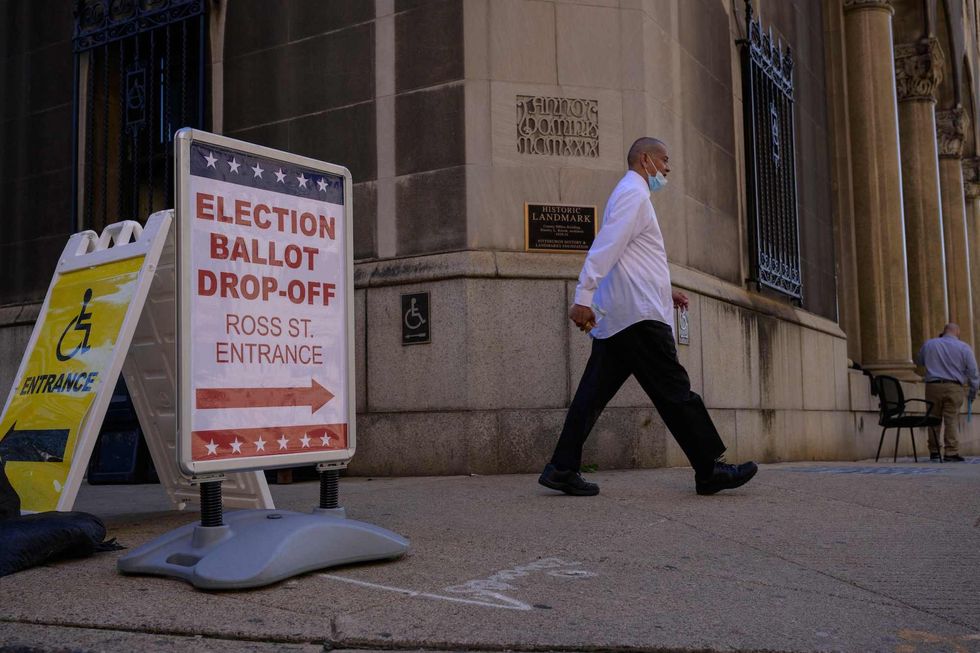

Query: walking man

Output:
[539, 137, 758, 496]
[917, 323, 978, 462]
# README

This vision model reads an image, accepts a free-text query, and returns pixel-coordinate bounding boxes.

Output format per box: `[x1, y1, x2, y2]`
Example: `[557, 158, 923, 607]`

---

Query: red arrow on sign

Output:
[196, 379, 335, 413]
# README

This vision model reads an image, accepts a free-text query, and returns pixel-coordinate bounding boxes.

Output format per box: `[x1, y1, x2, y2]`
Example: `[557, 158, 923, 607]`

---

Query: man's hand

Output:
[672, 290, 689, 310]
[569, 304, 596, 332]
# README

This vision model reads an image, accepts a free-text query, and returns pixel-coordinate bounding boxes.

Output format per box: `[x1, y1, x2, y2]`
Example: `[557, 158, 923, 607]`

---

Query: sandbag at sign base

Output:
[0, 511, 124, 577]
[0, 462, 123, 577]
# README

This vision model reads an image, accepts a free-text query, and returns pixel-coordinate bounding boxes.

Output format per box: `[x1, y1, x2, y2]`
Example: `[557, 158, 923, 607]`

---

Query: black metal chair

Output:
[871, 375, 942, 462]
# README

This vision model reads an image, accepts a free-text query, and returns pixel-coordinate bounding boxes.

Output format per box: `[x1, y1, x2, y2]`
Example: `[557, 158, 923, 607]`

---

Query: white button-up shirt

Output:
[573, 170, 674, 339]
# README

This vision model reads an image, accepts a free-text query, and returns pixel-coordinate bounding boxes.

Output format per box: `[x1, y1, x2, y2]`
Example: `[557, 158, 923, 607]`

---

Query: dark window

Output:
[73, 0, 206, 232]
[739, 1, 802, 302]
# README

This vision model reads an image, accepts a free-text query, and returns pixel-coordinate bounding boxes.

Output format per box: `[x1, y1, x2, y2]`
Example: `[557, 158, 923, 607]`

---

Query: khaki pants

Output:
[925, 383, 965, 456]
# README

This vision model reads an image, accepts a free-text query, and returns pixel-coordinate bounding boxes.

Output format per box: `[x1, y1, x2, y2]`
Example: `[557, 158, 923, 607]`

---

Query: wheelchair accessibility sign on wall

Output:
[401, 292, 430, 345]
[0, 219, 168, 512]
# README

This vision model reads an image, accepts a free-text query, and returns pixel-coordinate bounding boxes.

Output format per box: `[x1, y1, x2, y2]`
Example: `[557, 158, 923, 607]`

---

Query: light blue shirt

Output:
[573, 171, 673, 339]
[916, 334, 979, 393]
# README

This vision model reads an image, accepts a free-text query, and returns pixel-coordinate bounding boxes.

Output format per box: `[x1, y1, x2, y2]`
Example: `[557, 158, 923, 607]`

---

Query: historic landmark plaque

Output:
[525, 203, 597, 253]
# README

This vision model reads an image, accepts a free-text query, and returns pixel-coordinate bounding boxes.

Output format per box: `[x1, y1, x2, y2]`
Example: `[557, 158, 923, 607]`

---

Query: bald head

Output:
[627, 137, 667, 167]
[943, 323, 961, 337]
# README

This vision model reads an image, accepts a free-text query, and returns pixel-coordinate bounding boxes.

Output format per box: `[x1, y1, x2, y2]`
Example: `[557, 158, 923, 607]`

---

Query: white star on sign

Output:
[228, 157, 241, 173]
[204, 151, 217, 168]
[255, 437, 267, 452]
[275, 168, 286, 183]
[205, 439, 219, 455]
[317, 178, 328, 192]
[251, 162, 264, 178]
[297, 173, 309, 188]
[320, 434, 331, 447]
[230, 437, 243, 453]
[300, 434, 311, 448]
[277, 435, 289, 450]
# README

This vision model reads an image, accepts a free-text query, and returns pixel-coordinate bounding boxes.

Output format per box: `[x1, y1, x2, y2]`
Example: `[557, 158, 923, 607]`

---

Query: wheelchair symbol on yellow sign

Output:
[56, 288, 94, 362]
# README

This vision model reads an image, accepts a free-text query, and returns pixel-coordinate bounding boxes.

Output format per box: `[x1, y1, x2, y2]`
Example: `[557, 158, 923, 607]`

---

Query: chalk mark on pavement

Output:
[320, 557, 595, 611]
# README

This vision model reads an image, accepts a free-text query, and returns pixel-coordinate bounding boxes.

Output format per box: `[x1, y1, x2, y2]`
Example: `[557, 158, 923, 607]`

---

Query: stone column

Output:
[936, 107, 975, 347]
[894, 38, 949, 361]
[825, 0, 862, 364]
[963, 158, 980, 348]
[843, 0, 917, 378]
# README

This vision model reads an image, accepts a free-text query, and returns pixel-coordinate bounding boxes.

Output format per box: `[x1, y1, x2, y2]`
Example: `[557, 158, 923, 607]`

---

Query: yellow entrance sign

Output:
[0, 255, 145, 512]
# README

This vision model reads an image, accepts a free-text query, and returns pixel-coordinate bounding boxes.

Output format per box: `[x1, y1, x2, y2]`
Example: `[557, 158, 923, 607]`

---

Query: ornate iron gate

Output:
[73, 0, 206, 232]
[739, 0, 802, 302]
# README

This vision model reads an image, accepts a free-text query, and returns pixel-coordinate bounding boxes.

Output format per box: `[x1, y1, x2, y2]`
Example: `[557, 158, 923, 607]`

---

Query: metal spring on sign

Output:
[199, 481, 223, 527]
[319, 470, 339, 510]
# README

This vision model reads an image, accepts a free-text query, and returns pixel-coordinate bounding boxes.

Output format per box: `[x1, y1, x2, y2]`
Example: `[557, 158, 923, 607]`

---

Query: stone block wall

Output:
[0, 305, 40, 407]
[345, 252, 969, 477]
[460, 0, 836, 320]
[217, 1, 836, 320]
[221, 0, 379, 258]
[209, 0, 888, 474]
[0, 1, 74, 307]
[0, 1, 930, 479]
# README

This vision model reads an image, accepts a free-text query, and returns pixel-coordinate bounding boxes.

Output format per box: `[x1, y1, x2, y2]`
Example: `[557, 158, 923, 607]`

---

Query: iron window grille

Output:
[739, 0, 803, 302]
[72, 0, 206, 232]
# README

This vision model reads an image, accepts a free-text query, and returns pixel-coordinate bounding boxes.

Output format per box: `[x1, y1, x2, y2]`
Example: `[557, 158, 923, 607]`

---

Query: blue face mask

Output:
[644, 156, 668, 192]
[648, 169, 668, 193]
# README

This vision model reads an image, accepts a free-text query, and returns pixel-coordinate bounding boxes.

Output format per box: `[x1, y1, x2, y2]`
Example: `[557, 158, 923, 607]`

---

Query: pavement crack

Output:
[682, 566, 904, 609]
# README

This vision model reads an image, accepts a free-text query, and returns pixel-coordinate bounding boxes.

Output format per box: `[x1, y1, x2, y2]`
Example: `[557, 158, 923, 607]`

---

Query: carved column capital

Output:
[964, 157, 980, 199]
[894, 39, 944, 102]
[936, 108, 969, 158]
[843, 0, 894, 15]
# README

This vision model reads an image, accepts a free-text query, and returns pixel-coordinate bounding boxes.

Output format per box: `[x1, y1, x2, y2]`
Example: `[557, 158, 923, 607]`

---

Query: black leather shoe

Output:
[944, 454, 966, 462]
[538, 464, 599, 496]
[929, 453, 942, 462]
[695, 461, 758, 495]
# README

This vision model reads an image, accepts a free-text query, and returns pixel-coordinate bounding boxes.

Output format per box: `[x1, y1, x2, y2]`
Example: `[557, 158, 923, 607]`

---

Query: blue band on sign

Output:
[189, 143, 345, 205]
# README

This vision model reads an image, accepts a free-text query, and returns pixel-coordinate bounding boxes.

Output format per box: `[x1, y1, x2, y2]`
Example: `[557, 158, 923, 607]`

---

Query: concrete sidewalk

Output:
[1, 459, 979, 653]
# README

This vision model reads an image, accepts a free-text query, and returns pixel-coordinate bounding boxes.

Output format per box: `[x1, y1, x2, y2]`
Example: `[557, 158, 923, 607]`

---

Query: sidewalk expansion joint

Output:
[0, 618, 321, 647]
[329, 636, 799, 653]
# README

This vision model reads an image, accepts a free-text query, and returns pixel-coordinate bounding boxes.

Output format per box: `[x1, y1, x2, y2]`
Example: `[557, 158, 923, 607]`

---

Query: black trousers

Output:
[550, 320, 726, 476]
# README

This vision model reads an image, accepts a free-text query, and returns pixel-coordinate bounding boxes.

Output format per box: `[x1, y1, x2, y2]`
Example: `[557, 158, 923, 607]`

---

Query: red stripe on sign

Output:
[191, 424, 348, 461]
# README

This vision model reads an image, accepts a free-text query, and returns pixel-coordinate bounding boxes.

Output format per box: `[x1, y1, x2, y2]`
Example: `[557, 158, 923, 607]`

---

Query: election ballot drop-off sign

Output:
[116, 134, 404, 591]
[176, 129, 354, 475]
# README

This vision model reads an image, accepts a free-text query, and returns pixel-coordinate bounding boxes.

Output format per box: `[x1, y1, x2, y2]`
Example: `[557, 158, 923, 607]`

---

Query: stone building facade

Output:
[1, 0, 979, 475]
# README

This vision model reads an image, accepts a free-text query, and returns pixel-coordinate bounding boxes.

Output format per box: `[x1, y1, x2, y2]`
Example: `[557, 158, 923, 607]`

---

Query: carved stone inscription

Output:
[517, 95, 598, 158]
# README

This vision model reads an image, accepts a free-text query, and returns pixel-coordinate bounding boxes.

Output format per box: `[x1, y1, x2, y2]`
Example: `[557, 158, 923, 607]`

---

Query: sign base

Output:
[117, 509, 408, 590]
